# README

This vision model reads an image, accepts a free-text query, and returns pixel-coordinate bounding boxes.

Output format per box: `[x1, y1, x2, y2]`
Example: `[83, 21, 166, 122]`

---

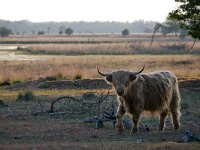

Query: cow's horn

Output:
[97, 68, 111, 76]
[135, 64, 145, 74]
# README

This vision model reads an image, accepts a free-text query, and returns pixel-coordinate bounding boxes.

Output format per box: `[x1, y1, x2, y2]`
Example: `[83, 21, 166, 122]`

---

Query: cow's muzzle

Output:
[117, 88, 124, 96]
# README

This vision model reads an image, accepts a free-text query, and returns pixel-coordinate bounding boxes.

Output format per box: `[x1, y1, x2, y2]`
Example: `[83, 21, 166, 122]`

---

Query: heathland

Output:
[0, 33, 199, 149]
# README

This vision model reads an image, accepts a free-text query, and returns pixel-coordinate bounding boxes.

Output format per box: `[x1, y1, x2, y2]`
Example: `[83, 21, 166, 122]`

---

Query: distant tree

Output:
[59, 31, 63, 35]
[168, 0, 200, 41]
[32, 30, 36, 34]
[65, 27, 74, 35]
[179, 29, 188, 40]
[122, 29, 130, 36]
[165, 20, 180, 36]
[38, 31, 45, 35]
[47, 27, 51, 34]
[0, 27, 12, 37]
[59, 26, 66, 34]
[144, 28, 153, 33]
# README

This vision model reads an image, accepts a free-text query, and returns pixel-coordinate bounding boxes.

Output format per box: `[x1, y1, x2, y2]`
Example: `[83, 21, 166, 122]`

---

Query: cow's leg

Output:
[171, 109, 180, 130]
[116, 105, 125, 133]
[159, 109, 168, 131]
[130, 113, 140, 134]
[170, 88, 181, 130]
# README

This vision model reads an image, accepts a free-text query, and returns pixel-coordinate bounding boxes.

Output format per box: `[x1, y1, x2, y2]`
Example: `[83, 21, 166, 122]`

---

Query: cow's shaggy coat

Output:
[98, 67, 181, 134]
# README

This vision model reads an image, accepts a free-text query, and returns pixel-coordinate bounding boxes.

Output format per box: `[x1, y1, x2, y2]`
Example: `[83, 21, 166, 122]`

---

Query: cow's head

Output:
[97, 65, 145, 96]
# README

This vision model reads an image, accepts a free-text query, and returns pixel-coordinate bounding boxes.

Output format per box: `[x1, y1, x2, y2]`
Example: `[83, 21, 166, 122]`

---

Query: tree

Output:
[122, 29, 130, 36]
[168, 0, 200, 40]
[165, 20, 180, 36]
[38, 31, 45, 35]
[47, 27, 51, 34]
[0, 27, 12, 37]
[65, 27, 74, 35]
[59, 26, 66, 34]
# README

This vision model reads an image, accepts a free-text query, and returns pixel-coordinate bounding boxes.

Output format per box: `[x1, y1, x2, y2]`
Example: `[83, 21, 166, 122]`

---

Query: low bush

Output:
[16, 90, 35, 101]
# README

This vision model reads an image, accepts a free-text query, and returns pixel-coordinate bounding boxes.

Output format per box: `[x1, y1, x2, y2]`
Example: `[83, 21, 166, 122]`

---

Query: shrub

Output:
[38, 31, 45, 35]
[45, 76, 57, 81]
[45, 73, 67, 81]
[74, 73, 82, 80]
[122, 29, 130, 36]
[56, 73, 65, 80]
[0, 27, 12, 37]
[16, 91, 35, 101]
[65, 27, 73, 35]
[12, 80, 22, 85]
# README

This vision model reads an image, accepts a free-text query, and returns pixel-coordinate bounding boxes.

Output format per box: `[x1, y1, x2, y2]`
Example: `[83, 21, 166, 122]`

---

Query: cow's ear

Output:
[106, 75, 112, 83]
[129, 74, 137, 81]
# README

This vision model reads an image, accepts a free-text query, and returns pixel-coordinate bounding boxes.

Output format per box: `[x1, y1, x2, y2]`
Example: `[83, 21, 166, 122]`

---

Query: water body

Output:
[0, 46, 18, 50]
[0, 46, 44, 61]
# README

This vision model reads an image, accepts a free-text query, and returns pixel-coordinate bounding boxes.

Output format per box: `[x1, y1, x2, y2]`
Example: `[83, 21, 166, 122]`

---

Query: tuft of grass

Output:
[45, 73, 67, 81]
[74, 73, 83, 80]
[16, 90, 35, 101]
[56, 72, 67, 80]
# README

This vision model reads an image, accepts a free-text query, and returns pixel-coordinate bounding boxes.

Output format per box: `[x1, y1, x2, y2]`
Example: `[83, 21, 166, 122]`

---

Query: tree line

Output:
[0, 20, 156, 34]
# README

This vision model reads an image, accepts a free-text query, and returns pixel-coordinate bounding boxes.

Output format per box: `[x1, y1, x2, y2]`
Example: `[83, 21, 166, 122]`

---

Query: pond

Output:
[0, 46, 18, 50]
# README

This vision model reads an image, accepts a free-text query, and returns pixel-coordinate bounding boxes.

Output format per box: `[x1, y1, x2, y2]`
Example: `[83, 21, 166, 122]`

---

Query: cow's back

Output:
[139, 71, 177, 112]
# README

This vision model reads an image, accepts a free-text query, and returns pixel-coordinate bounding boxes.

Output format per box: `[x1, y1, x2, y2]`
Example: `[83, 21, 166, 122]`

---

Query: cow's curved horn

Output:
[135, 64, 145, 74]
[97, 68, 111, 76]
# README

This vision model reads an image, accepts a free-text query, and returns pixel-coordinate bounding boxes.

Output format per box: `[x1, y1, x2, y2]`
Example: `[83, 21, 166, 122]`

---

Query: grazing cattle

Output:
[97, 65, 181, 134]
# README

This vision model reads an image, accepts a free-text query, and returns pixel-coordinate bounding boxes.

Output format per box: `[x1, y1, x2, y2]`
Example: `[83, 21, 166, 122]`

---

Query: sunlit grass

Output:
[0, 55, 199, 83]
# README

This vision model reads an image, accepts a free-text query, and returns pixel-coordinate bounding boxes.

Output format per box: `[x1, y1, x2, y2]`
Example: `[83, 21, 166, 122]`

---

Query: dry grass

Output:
[1, 34, 200, 55]
[15, 40, 200, 55]
[0, 33, 148, 43]
[23, 43, 131, 55]
[0, 55, 199, 83]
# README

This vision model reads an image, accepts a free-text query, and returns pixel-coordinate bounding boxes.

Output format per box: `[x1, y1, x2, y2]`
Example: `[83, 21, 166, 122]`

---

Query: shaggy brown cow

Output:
[97, 65, 181, 134]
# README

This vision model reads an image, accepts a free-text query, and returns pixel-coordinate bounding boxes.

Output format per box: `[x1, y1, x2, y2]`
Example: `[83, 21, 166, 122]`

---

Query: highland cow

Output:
[97, 65, 181, 134]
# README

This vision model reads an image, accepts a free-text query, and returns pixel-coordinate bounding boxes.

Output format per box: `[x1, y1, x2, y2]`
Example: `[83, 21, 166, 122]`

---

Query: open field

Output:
[0, 34, 200, 149]
[0, 34, 200, 55]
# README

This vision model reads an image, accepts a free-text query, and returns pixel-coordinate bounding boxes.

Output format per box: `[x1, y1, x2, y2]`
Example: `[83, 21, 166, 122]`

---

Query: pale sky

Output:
[0, 0, 177, 22]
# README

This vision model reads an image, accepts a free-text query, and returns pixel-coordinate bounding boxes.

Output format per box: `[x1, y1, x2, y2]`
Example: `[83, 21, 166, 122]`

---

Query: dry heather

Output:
[0, 55, 199, 82]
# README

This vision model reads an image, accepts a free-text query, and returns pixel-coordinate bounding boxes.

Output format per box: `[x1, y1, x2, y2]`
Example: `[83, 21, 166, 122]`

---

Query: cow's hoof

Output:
[117, 127, 123, 134]
[158, 126, 164, 131]
[130, 128, 138, 134]
[174, 124, 180, 130]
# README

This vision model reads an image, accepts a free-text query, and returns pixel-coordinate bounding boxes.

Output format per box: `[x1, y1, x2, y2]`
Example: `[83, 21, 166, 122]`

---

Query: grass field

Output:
[0, 54, 199, 83]
[0, 34, 200, 149]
